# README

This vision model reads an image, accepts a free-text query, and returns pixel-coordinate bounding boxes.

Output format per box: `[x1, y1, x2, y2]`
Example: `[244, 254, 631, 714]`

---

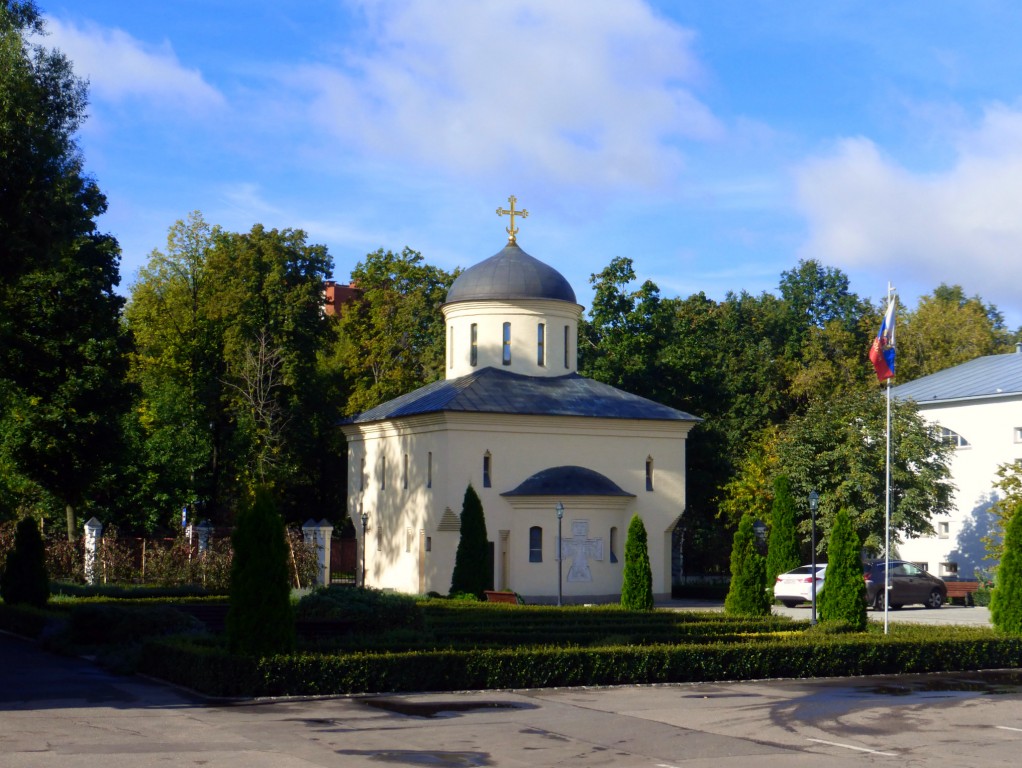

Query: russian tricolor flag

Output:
[869, 297, 896, 381]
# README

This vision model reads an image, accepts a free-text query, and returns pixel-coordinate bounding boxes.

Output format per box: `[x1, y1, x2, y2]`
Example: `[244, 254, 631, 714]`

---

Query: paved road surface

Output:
[3, 628, 1022, 767]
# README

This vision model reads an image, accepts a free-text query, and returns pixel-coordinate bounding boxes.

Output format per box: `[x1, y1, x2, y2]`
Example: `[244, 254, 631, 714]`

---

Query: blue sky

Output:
[38, 1, 1022, 326]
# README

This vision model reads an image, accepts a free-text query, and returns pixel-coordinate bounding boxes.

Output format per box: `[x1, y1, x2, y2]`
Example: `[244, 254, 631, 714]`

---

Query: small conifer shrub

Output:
[991, 501, 1022, 635]
[0, 517, 49, 607]
[226, 486, 295, 656]
[818, 508, 866, 630]
[450, 485, 491, 599]
[766, 476, 801, 596]
[620, 513, 654, 610]
[724, 513, 770, 616]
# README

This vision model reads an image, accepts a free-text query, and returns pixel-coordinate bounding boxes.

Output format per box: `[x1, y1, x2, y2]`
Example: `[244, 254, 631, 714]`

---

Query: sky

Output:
[35, 0, 1022, 327]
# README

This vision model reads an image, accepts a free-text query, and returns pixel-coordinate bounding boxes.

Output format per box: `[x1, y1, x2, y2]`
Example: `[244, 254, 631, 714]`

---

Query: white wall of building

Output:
[344, 412, 692, 600]
[898, 395, 1022, 579]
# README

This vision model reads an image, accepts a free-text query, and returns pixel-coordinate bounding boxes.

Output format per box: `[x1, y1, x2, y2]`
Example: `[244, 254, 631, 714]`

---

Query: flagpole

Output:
[884, 371, 891, 635]
[883, 283, 895, 636]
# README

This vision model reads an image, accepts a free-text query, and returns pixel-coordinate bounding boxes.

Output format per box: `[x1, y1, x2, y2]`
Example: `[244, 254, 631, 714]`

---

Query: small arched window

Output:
[529, 526, 543, 562]
[502, 322, 512, 365]
[937, 426, 970, 448]
[563, 325, 570, 368]
[537, 323, 546, 366]
[470, 323, 478, 367]
[609, 526, 619, 563]
[483, 451, 492, 487]
[645, 456, 654, 492]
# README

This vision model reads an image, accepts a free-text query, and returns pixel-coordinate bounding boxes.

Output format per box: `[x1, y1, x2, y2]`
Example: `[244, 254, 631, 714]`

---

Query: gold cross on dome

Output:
[496, 195, 528, 244]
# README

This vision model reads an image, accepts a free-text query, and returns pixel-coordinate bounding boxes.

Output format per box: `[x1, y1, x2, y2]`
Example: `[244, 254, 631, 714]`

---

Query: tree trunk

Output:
[66, 503, 76, 541]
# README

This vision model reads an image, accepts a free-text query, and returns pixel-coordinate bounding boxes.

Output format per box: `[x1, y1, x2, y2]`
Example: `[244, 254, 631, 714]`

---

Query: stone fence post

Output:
[302, 518, 334, 587]
[84, 517, 103, 585]
[196, 520, 214, 556]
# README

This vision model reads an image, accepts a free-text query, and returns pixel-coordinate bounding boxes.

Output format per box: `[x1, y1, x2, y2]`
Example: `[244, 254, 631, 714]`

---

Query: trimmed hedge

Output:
[139, 630, 1022, 698]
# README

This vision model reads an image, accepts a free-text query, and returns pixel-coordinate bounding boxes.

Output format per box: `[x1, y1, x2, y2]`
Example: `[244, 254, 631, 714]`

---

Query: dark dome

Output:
[446, 242, 576, 304]
[501, 465, 634, 497]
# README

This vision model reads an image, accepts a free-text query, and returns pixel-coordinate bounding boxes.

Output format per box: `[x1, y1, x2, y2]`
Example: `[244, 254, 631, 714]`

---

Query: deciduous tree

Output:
[0, 1, 130, 537]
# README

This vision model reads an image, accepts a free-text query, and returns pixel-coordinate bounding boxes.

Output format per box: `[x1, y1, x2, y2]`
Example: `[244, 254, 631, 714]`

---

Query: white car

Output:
[773, 564, 826, 607]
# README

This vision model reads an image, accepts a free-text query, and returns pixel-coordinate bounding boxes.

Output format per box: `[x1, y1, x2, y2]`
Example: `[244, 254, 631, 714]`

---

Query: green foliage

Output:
[0, 2, 130, 538]
[991, 502, 1022, 635]
[620, 513, 654, 610]
[138, 620, 1022, 698]
[0, 517, 49, 606]
[60, 603, 203, 646]
[450, 485, 490, 599]
[333, 247, 455, 415]
[774, 388, 954, 553]
[984, 462, 1022, 563]
[766, 476, 801, 592]
[226, 487, 295, 656]
[295, 587, 424, 633]
[818, 508, 866, 630]
[123, 216, 338, 527]
[898, 284, 1010, 382]
[724, 514, 770, 616]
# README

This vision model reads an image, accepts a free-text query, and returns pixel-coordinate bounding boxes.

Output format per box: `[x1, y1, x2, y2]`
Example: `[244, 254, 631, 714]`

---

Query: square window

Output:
[1015, 427, 1022, 443]
[938, 521, 949, 539]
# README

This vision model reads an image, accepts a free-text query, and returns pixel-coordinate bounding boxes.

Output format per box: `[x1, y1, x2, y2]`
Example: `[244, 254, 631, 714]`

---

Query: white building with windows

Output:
[894, 344, 1022, 579]
[340, 232, 699, 602]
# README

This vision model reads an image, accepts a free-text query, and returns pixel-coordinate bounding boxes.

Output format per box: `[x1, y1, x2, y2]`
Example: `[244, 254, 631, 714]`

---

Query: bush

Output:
[295, 587, 424, 634]
[137, 624, 1022, 698]
[818, 508, 866, 630]
[620, 514, 654, 610]
[450, 485, 490, 599]
[724, 514, 770, 616]
[992, 501, 1022, 634]
[226, 486, 295, 656]
[1, 517, 49, 607]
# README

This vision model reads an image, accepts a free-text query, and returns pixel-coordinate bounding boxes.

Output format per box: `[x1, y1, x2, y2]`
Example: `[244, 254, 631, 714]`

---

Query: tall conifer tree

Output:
[450, 485, 490, 598]
[621, 513, 654, 610]
[991, 501, 1022, 635]
[724, 513, 770, 616]
[819, 507, 866, 630]
[766, 476, 801, 596]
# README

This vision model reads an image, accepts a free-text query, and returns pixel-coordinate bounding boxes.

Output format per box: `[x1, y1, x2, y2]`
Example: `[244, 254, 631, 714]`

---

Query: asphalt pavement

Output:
[0, 603, 1010, 767]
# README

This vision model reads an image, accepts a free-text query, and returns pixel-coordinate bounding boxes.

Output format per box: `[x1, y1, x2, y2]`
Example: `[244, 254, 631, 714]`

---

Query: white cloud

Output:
[795, 104, 1022, 310]
[293, 0, 720, 189]
[44, 16, 223, 112]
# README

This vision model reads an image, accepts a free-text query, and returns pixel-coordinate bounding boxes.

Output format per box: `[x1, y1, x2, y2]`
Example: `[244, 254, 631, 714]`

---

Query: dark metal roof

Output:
[501, 466, 635, 497]
[445, 242, 577, 304]
[892, 348, 1022, 404]
[341, 367, 702, 425]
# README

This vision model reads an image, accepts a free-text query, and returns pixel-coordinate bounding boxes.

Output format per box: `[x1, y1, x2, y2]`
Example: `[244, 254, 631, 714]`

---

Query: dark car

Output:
[863, 559, 947, 610]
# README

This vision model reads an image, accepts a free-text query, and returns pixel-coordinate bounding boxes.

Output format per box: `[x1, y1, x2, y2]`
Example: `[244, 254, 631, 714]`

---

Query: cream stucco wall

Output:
[343, 410, 693, 600]
[443, 299, 582, 378]
[898, 395, 1022, 579]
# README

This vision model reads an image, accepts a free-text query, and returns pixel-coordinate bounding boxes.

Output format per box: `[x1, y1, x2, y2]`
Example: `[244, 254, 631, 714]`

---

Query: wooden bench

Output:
[484, 590, 521, 605]
[944, 581, 980, 606]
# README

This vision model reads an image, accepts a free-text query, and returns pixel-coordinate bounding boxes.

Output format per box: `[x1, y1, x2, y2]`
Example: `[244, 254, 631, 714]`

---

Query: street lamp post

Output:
[809, 490, 819, 625]
[555, 502, 564, 607]
[360, 505, 369, 589]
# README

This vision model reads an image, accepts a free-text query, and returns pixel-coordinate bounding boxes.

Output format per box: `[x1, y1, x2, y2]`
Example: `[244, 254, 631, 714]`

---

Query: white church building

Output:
[340, 209, 699, 602]
[894, 344, 1022, 579]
